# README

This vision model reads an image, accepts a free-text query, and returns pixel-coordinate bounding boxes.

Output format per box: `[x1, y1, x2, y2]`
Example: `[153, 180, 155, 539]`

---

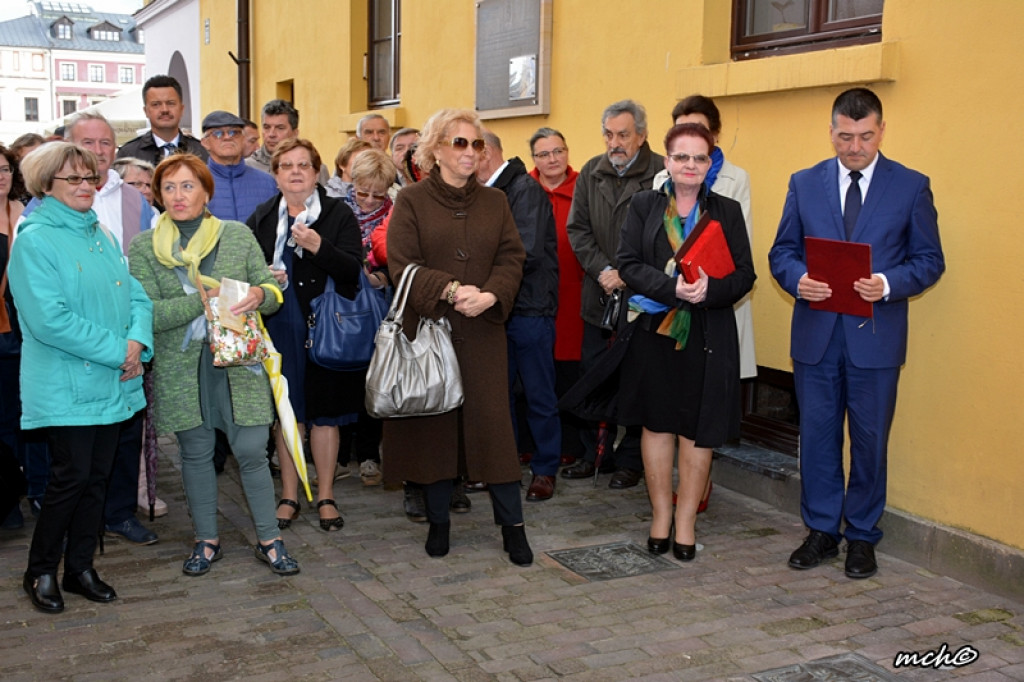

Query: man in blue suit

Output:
[769, 88, 944, 579]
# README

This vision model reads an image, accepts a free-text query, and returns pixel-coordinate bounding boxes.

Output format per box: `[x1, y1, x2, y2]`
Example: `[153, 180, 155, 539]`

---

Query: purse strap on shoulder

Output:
[388, 263, 419, 324]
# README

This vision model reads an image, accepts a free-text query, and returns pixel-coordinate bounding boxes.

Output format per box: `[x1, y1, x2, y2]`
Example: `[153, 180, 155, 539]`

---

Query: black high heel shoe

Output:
[647, 536, 670, 554]
[316, 499, 344, 532]
[672, 540, 696, 562]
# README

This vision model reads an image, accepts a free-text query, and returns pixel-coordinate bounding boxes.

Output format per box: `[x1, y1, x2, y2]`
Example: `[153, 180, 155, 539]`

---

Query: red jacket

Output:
[530, 166, 583, 361]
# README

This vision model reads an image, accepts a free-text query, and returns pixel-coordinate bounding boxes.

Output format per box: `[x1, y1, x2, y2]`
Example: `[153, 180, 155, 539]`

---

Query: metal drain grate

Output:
[545, 541, 681, 581]
[752, 652, 905, 681]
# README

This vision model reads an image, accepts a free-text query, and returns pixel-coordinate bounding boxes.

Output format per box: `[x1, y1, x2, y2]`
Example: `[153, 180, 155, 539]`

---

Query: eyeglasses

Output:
[668, 153, 711, 165]
[127, 180, 151, 189]
[441, 137, 485, 152]
[207, 129, 241, 140]
[54, 174, 101, 186]
[0, 167, 12, 176]
[532, 147, 566, 160]
[278, 161, 313, 171]
[355, 189, 389, 201]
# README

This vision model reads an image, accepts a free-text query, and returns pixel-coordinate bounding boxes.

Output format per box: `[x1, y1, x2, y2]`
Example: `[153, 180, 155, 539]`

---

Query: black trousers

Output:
[27, 423, 120, 577]
[421, 479, 523, 526]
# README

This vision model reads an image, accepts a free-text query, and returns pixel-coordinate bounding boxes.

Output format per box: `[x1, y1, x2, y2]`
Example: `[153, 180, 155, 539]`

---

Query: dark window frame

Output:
[732, 0, 882, 61]
[25, 97, 39, 122]
[368, 0, 401, 107]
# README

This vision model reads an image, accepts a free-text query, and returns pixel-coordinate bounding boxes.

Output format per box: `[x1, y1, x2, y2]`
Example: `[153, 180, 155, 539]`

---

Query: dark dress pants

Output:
[507, 316, 562, 477]
[103, 409, 145, 525]
[793, 322, 899, 545]
[28, 423, 120, 577]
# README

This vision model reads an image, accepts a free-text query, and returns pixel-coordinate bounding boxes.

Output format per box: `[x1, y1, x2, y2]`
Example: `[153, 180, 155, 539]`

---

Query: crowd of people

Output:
[0, 75, 943, 615]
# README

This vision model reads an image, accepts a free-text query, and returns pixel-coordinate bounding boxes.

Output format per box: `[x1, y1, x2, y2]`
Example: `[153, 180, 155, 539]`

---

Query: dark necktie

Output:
[844, 170, 862, 240]
[162, 143, 177, 157]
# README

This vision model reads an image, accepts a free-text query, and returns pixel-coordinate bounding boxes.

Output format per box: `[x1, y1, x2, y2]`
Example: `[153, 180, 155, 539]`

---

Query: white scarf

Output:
[273, 190, 322, 271]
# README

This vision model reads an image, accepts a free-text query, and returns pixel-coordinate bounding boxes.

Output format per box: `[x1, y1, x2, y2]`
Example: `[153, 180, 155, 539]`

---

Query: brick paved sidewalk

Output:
[1, 437, 1022, 681]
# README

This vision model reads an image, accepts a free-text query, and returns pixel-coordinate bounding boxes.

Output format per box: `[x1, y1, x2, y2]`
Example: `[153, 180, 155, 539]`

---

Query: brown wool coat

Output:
[382, 169, 525, 486]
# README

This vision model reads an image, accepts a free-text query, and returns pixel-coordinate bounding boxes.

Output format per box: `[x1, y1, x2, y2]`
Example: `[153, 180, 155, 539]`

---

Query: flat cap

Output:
[201, 110, 245, 131]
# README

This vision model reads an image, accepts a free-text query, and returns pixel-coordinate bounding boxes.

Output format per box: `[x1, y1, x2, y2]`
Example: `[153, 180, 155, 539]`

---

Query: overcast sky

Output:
[0, 0, 145, 23]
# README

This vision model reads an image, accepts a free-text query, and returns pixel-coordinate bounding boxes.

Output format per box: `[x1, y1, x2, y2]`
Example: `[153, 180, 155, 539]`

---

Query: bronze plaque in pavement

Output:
[545, 541, 681, 581]
[752, 652, 906, 681]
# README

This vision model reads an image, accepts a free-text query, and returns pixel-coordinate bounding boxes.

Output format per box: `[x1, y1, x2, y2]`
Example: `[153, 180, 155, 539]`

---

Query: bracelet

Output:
[446, 280, 461, 305]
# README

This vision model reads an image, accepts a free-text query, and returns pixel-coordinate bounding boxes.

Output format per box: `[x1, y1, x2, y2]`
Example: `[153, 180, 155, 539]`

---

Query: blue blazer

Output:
[769, 153, 945, 369]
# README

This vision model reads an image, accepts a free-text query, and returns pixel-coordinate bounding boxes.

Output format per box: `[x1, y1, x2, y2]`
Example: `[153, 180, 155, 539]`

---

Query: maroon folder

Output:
[804, 236, 873, 318]
[673, 213, 736, 283]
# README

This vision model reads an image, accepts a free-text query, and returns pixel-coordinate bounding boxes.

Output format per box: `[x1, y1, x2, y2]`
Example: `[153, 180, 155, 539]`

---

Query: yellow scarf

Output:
[152, 211, 224, 289]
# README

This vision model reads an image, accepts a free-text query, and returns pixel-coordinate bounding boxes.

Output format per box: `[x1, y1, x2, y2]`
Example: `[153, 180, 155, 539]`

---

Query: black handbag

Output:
[306, 269, 391, 371]
[0, 257, 21, 359]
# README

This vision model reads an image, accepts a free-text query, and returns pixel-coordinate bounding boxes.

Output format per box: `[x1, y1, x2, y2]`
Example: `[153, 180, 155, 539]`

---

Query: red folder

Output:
[804, 237, 873, 318]
[673, 213, 736, 283]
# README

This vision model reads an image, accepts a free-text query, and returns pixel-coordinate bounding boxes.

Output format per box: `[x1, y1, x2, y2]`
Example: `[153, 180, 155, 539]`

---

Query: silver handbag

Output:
[364, 264, 464, 418]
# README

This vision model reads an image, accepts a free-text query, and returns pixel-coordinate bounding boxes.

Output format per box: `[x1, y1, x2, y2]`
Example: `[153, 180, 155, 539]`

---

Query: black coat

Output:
[246, 186, 363, 316]
[116, 130, 209, 167]
[615, 188, 756, 445]
[491, 157, 558, 317]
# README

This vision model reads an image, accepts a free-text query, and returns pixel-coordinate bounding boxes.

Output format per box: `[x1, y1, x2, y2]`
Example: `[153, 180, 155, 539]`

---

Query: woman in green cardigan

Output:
[128, 154, 299, 577]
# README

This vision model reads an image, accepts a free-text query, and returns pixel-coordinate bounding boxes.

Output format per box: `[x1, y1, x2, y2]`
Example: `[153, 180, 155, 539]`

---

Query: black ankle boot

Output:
[501, 525, 533, 566]
[425, 522, 450, 557]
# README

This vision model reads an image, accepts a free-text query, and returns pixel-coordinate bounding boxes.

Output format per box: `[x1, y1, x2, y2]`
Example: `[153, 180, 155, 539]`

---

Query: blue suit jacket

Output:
[769, 153, 944, 369]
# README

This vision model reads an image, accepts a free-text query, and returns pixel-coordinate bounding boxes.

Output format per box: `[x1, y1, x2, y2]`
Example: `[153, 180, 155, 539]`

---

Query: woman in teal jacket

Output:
[10, 143, 153, 614]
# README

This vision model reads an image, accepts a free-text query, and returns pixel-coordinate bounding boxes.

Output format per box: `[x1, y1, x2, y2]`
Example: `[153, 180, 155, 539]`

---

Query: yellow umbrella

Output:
[259, 318, 313, 502]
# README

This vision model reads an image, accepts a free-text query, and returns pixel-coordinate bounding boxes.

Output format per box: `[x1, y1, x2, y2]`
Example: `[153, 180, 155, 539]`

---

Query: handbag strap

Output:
[388, 263, 420, 325]
[196, 274, 216, 322]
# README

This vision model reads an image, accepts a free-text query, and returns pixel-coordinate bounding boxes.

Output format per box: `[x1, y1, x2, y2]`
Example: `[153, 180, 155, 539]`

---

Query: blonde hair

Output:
[349, 149, 397, 190]
[413, 108, 482, 171]
[20, 142, 99, 199]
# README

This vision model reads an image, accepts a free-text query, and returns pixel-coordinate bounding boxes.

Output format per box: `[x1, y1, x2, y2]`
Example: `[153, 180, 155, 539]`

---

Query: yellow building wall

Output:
[200, 1, 1024, 550]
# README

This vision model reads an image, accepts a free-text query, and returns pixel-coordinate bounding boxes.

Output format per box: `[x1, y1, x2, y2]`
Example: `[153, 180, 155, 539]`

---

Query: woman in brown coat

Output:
[383, 108, 531, 565]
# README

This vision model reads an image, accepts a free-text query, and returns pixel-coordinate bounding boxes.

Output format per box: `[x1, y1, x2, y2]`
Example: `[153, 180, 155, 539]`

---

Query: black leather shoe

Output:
[788, 530, 839, 569]
[463, 480, 489, 493]
[24, 573, 63, 613]
[609, 469, 642, 489]
[62, 568, 117, 603]
[501, 525, 533, 566]
[560, 460, 595, 479]
[672, 541, 696, 562]
[647, 536, 670, 554]
[844, 540, 878, 579]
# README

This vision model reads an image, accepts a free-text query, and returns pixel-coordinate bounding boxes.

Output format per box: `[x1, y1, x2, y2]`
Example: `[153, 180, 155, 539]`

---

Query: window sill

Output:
[678, 41, 898, 98]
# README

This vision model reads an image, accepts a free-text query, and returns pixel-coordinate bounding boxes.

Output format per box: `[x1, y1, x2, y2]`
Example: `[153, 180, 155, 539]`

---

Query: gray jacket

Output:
[566, 141, 664, 326]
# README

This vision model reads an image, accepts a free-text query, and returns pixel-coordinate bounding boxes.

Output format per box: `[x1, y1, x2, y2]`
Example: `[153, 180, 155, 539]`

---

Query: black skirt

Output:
[616, 312, 716, 445]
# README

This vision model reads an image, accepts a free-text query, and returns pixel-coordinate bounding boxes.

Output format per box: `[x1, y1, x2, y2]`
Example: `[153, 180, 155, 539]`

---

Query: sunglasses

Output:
[442, 137, 485, 152]
[278, 161, 313, 171]
[207, 129, 241, 139]
[355, 189, 389, 201]
[54, 174, 101, 186]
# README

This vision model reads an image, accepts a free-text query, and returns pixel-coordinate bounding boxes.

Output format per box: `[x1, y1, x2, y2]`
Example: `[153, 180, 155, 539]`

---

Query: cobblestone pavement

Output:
[2, 438, 1022, 681]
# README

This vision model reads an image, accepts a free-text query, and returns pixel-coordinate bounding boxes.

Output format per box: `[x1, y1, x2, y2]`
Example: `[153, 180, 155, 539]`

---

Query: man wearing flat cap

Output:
[201, 110, 277, 222]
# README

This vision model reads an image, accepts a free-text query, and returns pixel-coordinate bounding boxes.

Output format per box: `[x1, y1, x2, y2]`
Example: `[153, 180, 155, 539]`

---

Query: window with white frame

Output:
[62, 100, 77, 116]
[56, 23, 72, 40]
[118, 65, 134, 84]
[89, 64, 104, 82]
[93, 29, 120, 41]
[60, 62, 76, 80]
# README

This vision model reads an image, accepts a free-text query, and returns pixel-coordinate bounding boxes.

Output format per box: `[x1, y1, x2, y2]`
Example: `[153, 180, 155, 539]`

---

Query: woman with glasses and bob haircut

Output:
[247, 138, 364, 531]
[129, 153, 301, 577]
[616, 122, 755, 562]
[382, 108, 533, 565]
[11, 142, 153, 613]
